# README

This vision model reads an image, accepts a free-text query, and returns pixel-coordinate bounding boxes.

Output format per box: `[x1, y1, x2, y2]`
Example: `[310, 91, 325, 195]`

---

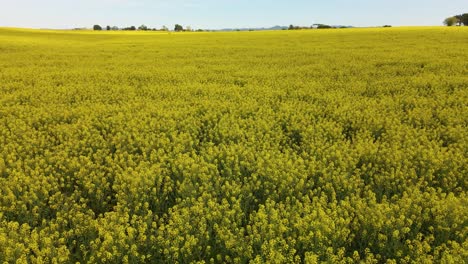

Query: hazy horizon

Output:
[1, 0, 467, 30]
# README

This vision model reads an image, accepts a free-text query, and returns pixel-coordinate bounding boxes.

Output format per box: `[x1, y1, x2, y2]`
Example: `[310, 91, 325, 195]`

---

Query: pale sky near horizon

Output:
[0, 0, 467, 29]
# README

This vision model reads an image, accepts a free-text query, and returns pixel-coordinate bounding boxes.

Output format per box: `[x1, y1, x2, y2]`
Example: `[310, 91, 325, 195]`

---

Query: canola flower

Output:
[0, 27, 467, 263]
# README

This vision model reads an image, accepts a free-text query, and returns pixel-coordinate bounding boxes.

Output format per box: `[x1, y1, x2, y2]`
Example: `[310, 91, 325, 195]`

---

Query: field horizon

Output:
[0, 25, 462, 32]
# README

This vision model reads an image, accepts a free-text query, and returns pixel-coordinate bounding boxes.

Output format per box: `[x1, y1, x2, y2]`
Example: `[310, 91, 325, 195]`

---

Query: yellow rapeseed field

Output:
[0, 27, 467, 263]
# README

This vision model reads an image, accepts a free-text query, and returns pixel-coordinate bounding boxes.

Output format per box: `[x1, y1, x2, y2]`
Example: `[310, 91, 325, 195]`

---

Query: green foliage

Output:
[444, 17, 458, 26]
[462, 13, 468, 26]
[175, 24, 184, 32]
[316, 24, 333, 29]
[0, 27, 467, 263]
[93, 25, 102, 30]
[444, 13, 468, 26]
[122, 26, 136, 31]
[138, 25, 148, 31]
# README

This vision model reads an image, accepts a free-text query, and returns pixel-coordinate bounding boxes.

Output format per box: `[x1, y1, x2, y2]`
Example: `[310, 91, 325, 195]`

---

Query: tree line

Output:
[444, 13, 468, 26]
[93, 23, 351, 32]
[288, 24, 392, 30]
[92, 15, 468, 32]
[92, 24, 200, 32]
[288, 24, 336, 30]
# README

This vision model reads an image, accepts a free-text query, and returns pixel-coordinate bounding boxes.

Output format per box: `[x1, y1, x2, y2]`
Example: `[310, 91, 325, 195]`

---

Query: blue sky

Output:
[1, 0, 467, 29]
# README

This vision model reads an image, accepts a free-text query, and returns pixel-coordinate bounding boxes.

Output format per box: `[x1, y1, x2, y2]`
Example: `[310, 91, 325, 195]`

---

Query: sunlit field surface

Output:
[0, 27, 467, 263]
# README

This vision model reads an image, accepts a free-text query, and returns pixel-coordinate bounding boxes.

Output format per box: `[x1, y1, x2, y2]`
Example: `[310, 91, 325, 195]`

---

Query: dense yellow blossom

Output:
[0, 27, 467, 263]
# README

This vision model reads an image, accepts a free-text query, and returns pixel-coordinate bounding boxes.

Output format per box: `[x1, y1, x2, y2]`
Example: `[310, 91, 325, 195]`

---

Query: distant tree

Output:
[317, 24, 332, 29]
[174, 24, 184, 32]
[383, 25, 392, 27]
[112, 26, 119, 30]
[122, 26, 136, 31]
[138, 24, 148, 31]
[106, 25, 111, 31]
[461, 13, 468, 26]
[453, 14, 468, 26]
[161, 25, 169, 31]
[93, 25, 102, 30]
[454, 15, 463, 26]
[289, 25, 303, 30]
[186, 26, 192, 32]
[444, 17, 458, 26]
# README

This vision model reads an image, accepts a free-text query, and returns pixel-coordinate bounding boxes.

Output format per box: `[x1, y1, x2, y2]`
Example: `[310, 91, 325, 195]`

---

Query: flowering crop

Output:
[0, 27, 467, 263]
